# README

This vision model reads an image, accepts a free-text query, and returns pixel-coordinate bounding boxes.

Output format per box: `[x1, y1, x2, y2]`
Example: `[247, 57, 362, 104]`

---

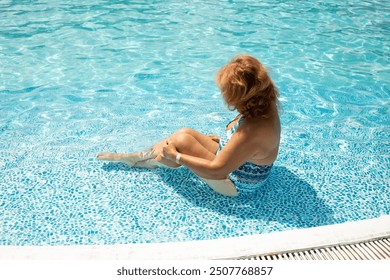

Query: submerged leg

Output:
[97, 128, 219, 169]
[96, 128, 237, 195]
[96, 150, 156, 167]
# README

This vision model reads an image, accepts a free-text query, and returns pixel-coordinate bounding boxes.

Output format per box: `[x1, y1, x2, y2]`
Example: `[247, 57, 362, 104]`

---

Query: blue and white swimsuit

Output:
[218, 115, 273, 195]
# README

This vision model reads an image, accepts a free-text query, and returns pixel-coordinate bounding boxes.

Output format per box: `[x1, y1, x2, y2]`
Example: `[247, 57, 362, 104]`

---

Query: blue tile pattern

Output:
[0, 0, 389, 245]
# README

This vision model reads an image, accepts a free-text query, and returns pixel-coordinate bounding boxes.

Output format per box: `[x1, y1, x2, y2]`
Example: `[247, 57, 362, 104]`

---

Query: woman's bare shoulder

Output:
[241, 113, 280, 156]
[243, 113, 280, 137]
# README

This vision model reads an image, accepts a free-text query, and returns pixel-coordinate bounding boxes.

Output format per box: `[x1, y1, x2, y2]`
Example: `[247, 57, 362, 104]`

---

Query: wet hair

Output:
[215, 54, 279, 118]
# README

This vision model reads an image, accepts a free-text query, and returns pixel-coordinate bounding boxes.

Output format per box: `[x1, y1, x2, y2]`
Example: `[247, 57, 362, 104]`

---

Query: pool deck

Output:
[0, 215, 389, 260]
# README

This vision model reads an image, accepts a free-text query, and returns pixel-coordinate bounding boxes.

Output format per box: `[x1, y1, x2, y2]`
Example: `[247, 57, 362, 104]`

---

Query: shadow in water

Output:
[160, 166, 335, 229]
[102, 162, 133, 172]
[101, 163, 335, 229]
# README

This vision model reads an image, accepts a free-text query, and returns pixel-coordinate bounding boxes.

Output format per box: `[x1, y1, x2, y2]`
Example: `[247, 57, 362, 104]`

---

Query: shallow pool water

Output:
[0, 0, 389, 245]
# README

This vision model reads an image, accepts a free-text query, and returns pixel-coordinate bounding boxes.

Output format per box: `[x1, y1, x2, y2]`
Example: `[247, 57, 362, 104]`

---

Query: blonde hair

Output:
[215, 55, 279, 118]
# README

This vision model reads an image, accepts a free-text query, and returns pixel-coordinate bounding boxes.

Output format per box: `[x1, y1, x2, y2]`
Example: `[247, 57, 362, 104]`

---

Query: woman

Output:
[97, 55, 280, 197]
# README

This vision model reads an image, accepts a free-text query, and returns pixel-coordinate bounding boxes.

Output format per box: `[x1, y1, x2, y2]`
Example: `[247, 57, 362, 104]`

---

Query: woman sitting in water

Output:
[97, 54, 281, 197]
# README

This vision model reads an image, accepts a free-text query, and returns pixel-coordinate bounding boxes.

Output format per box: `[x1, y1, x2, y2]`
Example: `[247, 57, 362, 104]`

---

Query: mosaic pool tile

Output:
[1, 0, 389, 246]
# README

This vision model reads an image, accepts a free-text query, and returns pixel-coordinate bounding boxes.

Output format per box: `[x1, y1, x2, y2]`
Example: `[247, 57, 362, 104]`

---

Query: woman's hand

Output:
[162, 140, 178, 162]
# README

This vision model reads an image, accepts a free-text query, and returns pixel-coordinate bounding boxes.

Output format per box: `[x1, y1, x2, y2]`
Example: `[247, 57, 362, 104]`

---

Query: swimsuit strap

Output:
[233, 114, 245, 131]
[225, 114, 245, 141]
[225, 114, 241, 129]
[238, 114, 245, 125]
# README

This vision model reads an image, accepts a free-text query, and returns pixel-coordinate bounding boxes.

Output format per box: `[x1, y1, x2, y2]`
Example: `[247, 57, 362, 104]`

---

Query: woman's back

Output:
[224, 102, 280, 166]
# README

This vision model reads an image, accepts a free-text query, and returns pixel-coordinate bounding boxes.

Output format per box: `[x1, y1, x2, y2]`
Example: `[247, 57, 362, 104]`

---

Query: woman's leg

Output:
[153, 128, 220, 167]
[97, 128, 238, 196]
[97, 128, 219, 168]
[96, 150, 155, 166]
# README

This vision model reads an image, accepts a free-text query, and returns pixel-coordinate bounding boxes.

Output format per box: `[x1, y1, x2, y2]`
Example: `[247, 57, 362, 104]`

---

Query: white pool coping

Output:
[1, 215, 389, 260]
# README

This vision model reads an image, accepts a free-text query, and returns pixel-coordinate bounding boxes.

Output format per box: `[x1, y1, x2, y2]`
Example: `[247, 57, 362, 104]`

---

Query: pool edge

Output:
[1, 215, 389, 260]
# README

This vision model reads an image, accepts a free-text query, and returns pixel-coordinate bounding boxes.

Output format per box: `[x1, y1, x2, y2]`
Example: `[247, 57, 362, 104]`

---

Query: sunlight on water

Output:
[0, 0, 389, 245]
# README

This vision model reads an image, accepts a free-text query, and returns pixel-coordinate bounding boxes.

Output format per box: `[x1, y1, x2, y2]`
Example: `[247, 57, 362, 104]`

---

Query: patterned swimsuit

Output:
[218, 115, 273, 195]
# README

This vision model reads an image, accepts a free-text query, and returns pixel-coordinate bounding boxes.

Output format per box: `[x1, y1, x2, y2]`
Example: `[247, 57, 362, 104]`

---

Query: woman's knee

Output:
[171, 128, 195, 142]
[171, 130, 194, 147]
[174, 127, 196, 137]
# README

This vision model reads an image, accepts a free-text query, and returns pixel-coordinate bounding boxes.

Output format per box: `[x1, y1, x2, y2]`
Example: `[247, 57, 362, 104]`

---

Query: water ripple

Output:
[0, 0, 389, 246]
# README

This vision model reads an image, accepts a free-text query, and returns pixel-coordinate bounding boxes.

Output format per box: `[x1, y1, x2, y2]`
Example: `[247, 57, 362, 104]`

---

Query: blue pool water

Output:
[0, 0, 389, 245]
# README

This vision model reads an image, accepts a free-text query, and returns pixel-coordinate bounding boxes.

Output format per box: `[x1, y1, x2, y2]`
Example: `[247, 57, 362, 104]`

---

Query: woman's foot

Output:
[96, 151, 155, 167]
